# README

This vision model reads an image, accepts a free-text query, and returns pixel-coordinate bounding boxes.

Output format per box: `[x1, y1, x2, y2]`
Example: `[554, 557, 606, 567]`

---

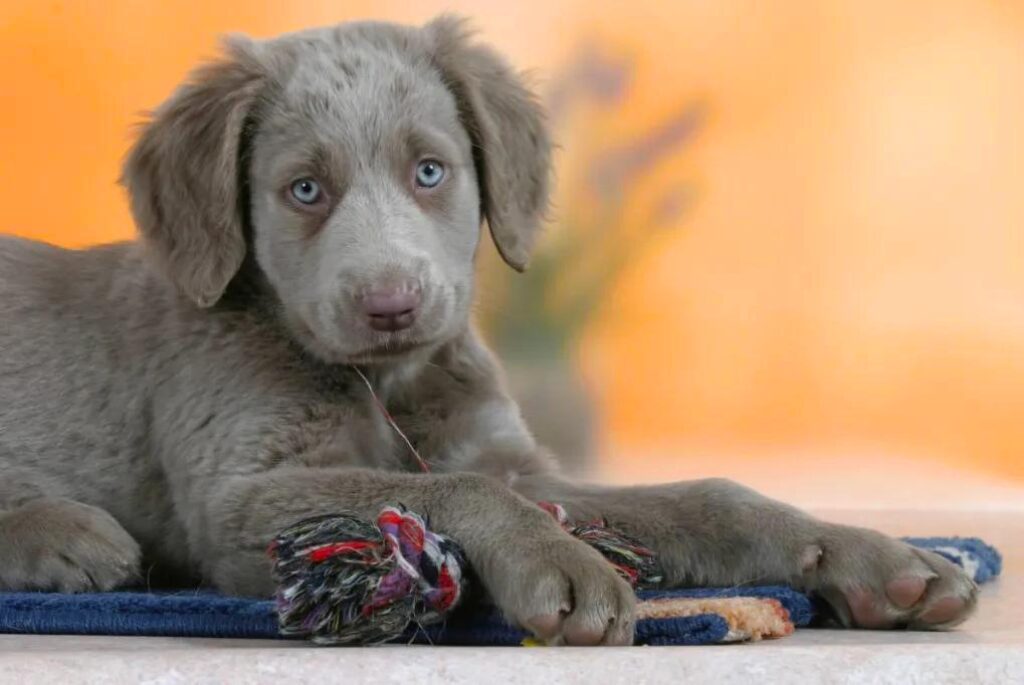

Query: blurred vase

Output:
[503, 358, 596, 475]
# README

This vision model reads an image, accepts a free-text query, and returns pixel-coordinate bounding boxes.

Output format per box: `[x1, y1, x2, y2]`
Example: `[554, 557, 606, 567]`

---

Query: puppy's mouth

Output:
[345, 337, 428, 364]
[285, 308, 435, 366]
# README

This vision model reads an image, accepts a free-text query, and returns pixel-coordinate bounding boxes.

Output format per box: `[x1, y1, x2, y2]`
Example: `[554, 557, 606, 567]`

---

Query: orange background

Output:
[2, 1, 1022, 508]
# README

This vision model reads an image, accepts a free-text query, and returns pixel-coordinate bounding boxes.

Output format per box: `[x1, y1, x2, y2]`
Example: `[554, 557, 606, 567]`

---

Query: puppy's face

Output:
[248, 49, 480, 363]
[123, 18, 551, 365]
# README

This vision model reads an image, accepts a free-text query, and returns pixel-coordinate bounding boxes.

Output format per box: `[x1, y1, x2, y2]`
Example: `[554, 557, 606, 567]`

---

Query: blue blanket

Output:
[0, 585, 812, 646]
[0, 536, 1000, 646]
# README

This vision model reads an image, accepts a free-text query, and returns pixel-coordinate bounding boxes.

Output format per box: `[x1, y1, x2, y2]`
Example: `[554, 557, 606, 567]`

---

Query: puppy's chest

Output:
[286, 376, 447, 474]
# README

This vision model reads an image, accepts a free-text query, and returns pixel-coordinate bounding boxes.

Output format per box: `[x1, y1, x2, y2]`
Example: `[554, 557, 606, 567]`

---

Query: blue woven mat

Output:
[0, 536, 999, 646]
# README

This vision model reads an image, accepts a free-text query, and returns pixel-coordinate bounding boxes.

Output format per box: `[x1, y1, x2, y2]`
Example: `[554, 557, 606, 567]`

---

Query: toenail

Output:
[886, 577, 928, 609]
[919, 596, 965, 625]
[564, 623, 605, 646]
[846, 588, 892, 629]
[526, 613, 562, 639]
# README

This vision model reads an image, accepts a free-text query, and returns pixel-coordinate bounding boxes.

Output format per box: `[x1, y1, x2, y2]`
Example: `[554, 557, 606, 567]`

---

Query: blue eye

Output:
[415, 160, 445, 189]
[290, 178, 322, 205]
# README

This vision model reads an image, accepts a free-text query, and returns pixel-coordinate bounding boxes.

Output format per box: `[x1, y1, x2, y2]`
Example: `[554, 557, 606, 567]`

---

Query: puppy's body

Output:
[0, 18, 978, 644]
[0, 235, 534, 576]
[0, 241, 177, 582]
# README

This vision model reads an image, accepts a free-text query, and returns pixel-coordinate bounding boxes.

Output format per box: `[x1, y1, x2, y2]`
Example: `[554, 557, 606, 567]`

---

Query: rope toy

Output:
[268, 502, 662, 645]
[269, 506, 465, 645]
[538, 501, 663, 588]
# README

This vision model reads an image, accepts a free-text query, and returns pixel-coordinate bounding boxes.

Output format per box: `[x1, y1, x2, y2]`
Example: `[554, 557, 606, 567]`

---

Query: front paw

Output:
[808, 525, 977, 629]
[480, 532, 636, 645]
[0, 498, 141, 592]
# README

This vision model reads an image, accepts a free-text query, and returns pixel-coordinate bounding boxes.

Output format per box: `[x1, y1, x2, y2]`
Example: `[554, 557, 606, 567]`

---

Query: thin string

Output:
[351, 366, 430, 474]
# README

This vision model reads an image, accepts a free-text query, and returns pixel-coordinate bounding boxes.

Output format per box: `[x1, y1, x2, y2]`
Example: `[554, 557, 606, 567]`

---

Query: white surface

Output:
[1, 510, 1021, 684]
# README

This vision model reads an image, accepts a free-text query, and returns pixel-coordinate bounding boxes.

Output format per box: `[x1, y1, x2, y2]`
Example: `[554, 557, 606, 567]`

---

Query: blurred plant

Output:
[475, 43, 704, 469]
[480, 44, 704, 363]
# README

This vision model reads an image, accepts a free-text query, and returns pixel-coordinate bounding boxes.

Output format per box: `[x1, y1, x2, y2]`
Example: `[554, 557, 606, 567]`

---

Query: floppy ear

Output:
[426, 16, 552, 272]
[121, 37, 264, 307]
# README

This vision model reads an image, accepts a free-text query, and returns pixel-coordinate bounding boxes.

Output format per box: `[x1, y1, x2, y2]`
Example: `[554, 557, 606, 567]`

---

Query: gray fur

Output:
[0, 16, 975, 645]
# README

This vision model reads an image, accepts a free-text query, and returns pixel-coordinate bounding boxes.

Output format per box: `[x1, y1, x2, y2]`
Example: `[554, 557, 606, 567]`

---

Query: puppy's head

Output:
[122, 16, 550, 364]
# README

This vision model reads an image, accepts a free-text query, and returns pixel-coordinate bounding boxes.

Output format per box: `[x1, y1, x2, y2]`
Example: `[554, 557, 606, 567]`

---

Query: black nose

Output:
[361, 288, 421, 332]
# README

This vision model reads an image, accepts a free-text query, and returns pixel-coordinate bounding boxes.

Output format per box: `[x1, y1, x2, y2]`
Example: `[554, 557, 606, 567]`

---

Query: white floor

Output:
[1, 510, 1021, 684]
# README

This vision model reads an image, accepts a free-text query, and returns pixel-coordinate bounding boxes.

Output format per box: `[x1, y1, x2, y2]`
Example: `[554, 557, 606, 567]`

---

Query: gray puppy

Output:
[0, 16, 976, 645]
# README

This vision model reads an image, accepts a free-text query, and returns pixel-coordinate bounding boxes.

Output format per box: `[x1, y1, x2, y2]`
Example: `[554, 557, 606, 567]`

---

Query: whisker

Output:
[351, 366, 430, 474]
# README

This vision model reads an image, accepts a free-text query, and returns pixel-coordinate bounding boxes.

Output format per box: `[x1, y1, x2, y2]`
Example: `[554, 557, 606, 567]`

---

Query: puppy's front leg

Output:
[512, 474, 978, 630]
[205, 467, 634, 645]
